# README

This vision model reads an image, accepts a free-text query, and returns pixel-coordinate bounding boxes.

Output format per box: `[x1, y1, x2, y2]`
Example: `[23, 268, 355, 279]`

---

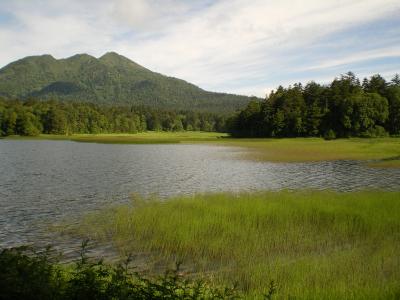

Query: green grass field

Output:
[213, 137, 400, 166]
[2, 132, 227, 143]
[2, 132, 227, 144]
[72, 191, 400, 299]
[70, 131, 228, 144]
[5, 132, 400, 167]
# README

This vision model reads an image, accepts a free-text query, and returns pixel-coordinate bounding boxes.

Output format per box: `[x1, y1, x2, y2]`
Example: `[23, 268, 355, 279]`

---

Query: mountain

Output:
[0, 52, 254, 112]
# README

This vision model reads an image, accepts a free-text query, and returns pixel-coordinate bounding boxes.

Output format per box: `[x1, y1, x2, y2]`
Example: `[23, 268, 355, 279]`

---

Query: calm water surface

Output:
[1, 140, 400, 251]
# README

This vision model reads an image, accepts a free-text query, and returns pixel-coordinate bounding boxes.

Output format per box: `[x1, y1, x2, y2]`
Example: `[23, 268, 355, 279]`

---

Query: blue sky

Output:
[0, 0, 399, 97]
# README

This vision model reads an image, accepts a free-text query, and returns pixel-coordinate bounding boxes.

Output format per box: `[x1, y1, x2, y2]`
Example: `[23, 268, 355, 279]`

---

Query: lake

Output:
[1, 140, 400, 250]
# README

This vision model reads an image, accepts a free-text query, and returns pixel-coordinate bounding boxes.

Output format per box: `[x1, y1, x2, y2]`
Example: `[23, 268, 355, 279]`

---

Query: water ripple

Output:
[1, 140, 400, 249]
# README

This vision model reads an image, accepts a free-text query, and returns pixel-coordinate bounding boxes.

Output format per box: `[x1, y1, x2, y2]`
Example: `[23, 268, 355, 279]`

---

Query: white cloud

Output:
[305, 47, 400, 71]
[110, 0, 400, 94]
[0, 0, 399, 96]
[111, 0, 194, 30]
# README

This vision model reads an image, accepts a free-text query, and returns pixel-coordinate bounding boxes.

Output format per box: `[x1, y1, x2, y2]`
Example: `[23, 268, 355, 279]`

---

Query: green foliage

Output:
[0, 99, 229, 136]
[323, 129, 336, 140]
[0, 246, 61, 300]
[360, 125, 389, 138]
[0, 242, 243, 300]
[44, 107, 68, 134]
[230, 72, 400, 137]
[15, 111, 41, 136]
[0, 53, 252, 113]
[385, 86, 400, 134]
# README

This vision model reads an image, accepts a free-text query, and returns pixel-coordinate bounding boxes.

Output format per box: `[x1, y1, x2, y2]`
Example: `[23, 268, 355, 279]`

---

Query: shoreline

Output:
[3, 132, 400, 167]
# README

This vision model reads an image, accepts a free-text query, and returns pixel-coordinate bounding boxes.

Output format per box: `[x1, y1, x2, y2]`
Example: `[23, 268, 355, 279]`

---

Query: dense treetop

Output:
[229, 72, 400, 138]
[0, 52, 253, 112]
[0, 99, 229, 136]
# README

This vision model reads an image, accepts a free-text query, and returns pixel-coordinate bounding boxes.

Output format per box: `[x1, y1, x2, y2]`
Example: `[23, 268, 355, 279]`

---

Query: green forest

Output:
[2, 72, 399, 138]
[230, 73, 400, 138]
[0, 99, 228, 136]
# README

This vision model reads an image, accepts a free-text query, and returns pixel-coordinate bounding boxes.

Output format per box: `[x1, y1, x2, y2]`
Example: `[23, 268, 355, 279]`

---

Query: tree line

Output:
[229, 73, 400, 138]
[0, 98, 228, 136]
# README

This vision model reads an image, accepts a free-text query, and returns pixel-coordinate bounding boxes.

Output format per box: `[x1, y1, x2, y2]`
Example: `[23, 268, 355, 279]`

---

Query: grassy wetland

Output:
[6, 132, 400, 167]
[216, 137, 400, 166]
[71, 190, 400, 299]
[3, 131, 228, 144]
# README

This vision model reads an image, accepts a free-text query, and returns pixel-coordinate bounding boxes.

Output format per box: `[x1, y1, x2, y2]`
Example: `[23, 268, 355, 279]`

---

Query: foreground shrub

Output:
[0, 241, 250, 300]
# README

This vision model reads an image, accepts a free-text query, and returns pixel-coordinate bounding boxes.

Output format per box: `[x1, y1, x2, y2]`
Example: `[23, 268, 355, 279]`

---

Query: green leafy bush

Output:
[360, 125, 389, 138]
[0, 242, 257, 300]
[323, 129, 336, 140]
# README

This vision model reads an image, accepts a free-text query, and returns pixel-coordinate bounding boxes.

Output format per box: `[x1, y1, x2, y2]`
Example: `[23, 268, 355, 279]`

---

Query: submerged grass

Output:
[368, 160, 400, 168]
[367, 156, 400, 169]
[74, 190, 400, 299]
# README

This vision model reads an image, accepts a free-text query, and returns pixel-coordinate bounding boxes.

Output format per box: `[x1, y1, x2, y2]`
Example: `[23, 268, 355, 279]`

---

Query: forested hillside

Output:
[0, 52, 252, 112]
[230, 72, 400, 138]
[0, 99, 228, 136]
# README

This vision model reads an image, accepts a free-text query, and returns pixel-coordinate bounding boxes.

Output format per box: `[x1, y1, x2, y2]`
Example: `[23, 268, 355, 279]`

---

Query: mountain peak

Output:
[39, 54, 55, 59]
[100, 51, 121, 58]
[65, 53, 96, 61]
[99, 52, 129, 61]
[0, 52, 253, 112]
[21, 54, 56, 62]
[99, 52, 145, 69]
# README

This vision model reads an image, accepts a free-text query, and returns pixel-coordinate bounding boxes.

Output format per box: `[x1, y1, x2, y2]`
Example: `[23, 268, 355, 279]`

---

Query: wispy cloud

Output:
[305, 47, 400, 71]
[0, 0, 399, 97]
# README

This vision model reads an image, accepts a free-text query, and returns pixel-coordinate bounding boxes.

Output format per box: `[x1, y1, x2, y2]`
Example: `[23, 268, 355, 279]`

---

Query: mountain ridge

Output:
[0, 52, 254, 112]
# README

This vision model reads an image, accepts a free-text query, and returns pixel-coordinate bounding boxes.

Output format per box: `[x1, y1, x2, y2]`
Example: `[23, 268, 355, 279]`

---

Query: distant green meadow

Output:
[214, 137, 400, 167]
[3, 131, 227, 144]
[69, 190, 400, 299]
[5, 132, 400, 167]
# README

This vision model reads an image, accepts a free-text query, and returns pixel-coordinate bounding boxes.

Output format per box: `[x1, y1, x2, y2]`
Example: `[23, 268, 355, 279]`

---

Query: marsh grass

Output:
[70, 132, 227, 144]
[6, 133, 400, 166]
[211, 137, 400, 163]
[3, 131, 228, 144]
[74, 190, 400, 299]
